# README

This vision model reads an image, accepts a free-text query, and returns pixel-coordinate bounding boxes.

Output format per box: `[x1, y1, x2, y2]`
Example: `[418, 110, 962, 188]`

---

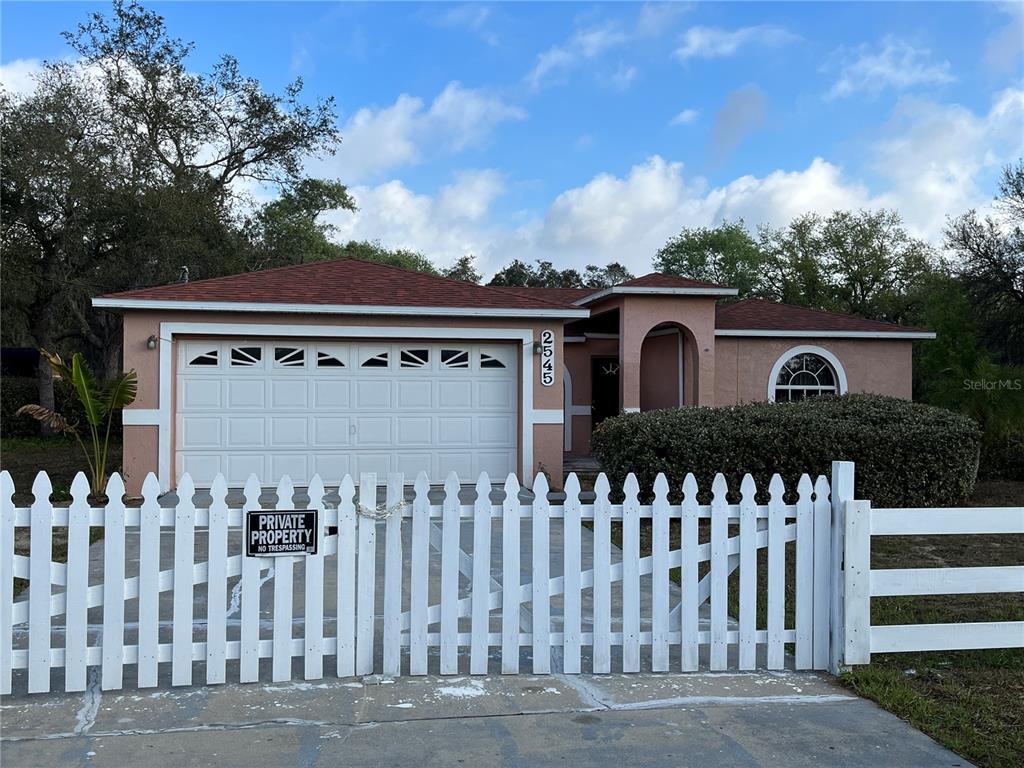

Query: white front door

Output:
[175, 339, 518, 486]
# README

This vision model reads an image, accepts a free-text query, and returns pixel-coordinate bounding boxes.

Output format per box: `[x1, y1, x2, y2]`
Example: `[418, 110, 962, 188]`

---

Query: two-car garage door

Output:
[175, 339, 518, 486]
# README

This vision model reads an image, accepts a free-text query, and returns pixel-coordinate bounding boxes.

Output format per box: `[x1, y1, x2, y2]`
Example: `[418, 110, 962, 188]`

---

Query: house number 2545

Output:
[540, 329, 555, 387]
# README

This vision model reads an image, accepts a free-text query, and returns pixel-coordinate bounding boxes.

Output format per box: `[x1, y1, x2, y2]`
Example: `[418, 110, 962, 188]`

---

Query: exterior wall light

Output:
[147, 335, 158, 350]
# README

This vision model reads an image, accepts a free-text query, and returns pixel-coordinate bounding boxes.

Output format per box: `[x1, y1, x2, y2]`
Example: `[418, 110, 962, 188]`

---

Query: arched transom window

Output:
[773, 352, 839, 402]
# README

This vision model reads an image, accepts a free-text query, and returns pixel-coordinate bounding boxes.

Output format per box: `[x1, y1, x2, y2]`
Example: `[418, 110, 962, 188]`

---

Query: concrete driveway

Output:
[1, 666, 971, 767]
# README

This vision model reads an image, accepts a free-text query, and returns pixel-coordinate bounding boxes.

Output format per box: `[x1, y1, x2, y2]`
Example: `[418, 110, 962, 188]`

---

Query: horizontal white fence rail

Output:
[843, 501, 1024, 663]
[1, 464, 843, 695]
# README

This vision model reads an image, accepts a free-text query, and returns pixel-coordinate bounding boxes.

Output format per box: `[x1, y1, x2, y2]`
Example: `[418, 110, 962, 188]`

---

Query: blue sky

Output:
[2, 1, 1022, 276]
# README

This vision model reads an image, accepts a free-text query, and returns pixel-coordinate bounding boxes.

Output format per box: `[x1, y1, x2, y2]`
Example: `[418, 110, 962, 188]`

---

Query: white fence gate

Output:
[3, 460, 1021, 696]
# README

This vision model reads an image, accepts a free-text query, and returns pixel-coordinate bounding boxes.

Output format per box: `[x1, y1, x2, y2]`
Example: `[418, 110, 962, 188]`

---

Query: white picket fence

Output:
[842, 499, 1024, 664]
[5, 461, 1020, 696]
[2, 464, 847, 695]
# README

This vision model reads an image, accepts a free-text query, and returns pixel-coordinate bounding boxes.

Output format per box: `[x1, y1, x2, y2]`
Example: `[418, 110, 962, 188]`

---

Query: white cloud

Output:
[323, 171, 509, 272]
[427, 82, 526, 151]
[435, 169, 505, 222]
[0, 58, 43, 95]
[827, 36, 954, 99]
[674, 25, 797, 61]
[984, 2, 1024, 74]
[323, 82, 525, 181]
[871, 87, 1024, 238]
[635, 3, 692, 37]
[669, 108, 699, 126]
[434, 4, 499, 47]
[525, 6, 684, 90]
[526, 22, 629, 89]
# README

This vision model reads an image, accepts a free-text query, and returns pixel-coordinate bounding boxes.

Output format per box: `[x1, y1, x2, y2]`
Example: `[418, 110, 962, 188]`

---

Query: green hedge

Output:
[590, 394, 981, 506]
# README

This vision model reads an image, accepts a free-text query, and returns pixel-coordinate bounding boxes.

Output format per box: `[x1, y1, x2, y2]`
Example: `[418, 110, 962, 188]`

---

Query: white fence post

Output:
[470, 472, 493, 675]
[592, 473, 611, 674]
[562, 473, 583, 674]
[0, 471, 13, 696]
[381, 472, 404, 678]
[408, 473, 429, 676]
[355, 473, 378, 676]
[102, 473, 127, 691]
[28, 472, 52, 694]
[843, 499, 872, 665]
[830, 460, 855, 673]
[171, 474, 195, 688]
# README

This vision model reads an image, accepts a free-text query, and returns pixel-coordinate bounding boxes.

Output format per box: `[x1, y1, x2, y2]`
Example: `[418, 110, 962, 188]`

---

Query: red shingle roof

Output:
[620, 273, 731, 290]
[716, 299, 930, 334]
[99, 259, 581, 312]
[488, 286, 595, 305]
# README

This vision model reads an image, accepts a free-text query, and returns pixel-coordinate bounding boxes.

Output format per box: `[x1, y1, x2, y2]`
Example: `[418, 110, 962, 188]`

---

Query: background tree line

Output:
[2, 2, 1020, 473]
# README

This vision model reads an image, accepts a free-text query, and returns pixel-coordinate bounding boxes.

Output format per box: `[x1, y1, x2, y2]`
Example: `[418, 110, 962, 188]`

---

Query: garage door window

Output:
[230, 346, 262, 367]
[361, 350, 389, 368]
[480, 352, 506, 369]
[316, 349, 345, 368]
[400, 349, 430, 368]
[187, 348, 219, 367]
[274, 347, 305, 367]
[441, 349, 469, 369]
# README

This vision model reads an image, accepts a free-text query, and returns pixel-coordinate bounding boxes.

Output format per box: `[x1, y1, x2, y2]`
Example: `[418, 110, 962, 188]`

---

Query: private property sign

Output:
[246, 510, 319, 556]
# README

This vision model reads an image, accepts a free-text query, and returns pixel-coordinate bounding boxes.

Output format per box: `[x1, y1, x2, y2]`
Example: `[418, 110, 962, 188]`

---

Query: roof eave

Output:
[574, 285, 739, 305]
[714, 329, 936, 339]
[91, 297, 591, 319]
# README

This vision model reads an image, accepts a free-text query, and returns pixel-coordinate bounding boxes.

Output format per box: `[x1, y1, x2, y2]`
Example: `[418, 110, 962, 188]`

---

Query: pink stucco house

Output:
[93, 259, 934, 493]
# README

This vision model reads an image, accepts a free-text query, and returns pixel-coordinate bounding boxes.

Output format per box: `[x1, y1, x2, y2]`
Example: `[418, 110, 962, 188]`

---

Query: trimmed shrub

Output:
[590, 394, 981, 506]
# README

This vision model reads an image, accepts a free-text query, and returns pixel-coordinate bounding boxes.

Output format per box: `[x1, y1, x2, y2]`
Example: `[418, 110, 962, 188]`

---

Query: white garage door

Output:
[175, 339, 518, 486]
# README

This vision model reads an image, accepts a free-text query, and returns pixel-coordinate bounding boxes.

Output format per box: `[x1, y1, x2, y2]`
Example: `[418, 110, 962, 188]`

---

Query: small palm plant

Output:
[17, 350, 138, 496]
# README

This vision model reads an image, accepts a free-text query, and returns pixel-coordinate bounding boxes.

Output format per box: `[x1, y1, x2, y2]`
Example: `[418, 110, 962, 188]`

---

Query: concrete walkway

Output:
[1, 667, 970, 767]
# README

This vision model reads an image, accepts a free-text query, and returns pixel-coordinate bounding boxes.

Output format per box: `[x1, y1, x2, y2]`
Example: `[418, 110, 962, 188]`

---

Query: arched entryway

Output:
[639, 322, 699, 410]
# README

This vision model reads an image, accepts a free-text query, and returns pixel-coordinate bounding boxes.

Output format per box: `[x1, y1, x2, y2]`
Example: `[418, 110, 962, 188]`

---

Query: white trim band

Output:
[531, 409, 565, 425]
[576, 285, 738, 305]
[121, 408, 161, 426]
[93, 297, 589, 319]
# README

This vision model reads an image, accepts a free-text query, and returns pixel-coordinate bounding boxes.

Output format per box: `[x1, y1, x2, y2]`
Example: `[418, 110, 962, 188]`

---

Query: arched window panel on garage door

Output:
[479, 345, 513, 370]
[274, 345, 306, 368]
[185, 342, 220, 368]
[230, 345, 263, 367]
[440, 348, 470, 369]
[359, 346, 391, 369]
[316, 344, 348, 368]
[400, 348, 430, 368]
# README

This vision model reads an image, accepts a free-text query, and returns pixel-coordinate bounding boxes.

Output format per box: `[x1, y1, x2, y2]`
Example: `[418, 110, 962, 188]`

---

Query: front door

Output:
[591, 356, 620, 432]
